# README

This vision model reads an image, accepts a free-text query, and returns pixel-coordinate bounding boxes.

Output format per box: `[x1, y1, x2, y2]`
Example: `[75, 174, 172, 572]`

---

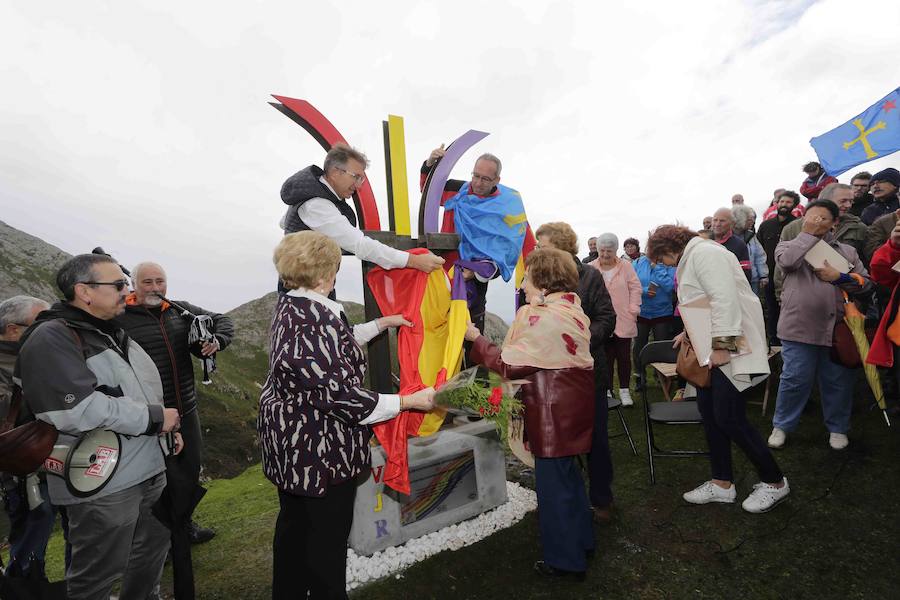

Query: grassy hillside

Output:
[195, 292, 367, 478]
[34, 381, 900, 599]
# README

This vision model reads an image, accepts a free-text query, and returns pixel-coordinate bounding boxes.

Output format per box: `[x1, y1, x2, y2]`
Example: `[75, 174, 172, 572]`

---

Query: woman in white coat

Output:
[645, 225, 789, 514]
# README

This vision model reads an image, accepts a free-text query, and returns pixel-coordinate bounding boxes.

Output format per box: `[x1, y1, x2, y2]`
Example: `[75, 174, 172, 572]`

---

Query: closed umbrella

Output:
[842, 291, 890, 427]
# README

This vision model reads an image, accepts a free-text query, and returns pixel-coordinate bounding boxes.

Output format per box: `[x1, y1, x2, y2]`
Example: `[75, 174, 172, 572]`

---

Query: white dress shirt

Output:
[286, 288, 400, 424]
[290, 177, 410, 270]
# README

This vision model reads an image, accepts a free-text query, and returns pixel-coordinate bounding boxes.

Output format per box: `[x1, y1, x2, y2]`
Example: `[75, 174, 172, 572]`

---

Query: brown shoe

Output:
[592, 504, 613, 525]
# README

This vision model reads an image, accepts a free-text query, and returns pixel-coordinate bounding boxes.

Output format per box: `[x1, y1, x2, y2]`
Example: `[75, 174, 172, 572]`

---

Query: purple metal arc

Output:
[420, 129, 489, 234]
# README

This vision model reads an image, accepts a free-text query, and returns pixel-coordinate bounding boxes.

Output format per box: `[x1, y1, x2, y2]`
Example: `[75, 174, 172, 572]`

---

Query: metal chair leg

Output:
[616, 406, 638, 456]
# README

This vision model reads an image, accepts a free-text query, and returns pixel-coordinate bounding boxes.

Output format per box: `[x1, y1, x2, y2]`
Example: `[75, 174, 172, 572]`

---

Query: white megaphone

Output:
[43, 430, 121, 498]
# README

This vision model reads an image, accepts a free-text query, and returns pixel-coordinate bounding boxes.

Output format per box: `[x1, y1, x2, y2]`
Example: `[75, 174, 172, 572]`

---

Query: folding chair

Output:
[639, 340, 709, 484]
[607, 394, 637, 455]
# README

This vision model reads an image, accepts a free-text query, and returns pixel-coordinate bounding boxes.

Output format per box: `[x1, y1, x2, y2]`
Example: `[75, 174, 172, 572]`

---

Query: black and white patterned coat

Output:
[258, 294, 378, 497]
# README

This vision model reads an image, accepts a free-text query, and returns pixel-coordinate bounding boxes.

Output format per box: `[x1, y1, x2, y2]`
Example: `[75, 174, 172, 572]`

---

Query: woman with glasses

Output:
[645, 225, 788, 514]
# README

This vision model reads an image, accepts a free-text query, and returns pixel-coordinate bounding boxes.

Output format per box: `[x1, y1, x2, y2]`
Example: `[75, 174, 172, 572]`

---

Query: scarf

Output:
[500, 292, 593, 369]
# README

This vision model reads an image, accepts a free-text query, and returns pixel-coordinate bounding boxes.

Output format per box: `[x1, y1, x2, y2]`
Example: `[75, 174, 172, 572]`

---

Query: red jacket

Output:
[866, 240, 900, 366]
[800, 173, 839, 201]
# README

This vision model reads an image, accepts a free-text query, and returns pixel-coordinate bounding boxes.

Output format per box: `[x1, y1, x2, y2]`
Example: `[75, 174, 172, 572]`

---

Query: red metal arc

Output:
[270, 95, 381, 230]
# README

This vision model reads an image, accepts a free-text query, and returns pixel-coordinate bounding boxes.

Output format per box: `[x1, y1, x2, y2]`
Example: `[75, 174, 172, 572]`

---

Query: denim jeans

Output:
[773, 340, 855, 434]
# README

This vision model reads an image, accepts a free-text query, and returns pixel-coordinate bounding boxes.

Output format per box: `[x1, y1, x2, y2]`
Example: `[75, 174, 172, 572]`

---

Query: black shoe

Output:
[533, 560, 586, 581]
[188, 520, 216, 544]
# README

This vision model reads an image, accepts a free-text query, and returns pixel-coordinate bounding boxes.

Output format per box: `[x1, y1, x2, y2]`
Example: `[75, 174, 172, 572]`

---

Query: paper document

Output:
[804, 239, 850, 273]
[678, 295, 750, 367]
[892, 260, 900, 274]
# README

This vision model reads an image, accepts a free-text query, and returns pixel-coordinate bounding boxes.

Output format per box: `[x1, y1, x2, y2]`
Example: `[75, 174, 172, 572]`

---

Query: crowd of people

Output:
[2, 144, 899, 598]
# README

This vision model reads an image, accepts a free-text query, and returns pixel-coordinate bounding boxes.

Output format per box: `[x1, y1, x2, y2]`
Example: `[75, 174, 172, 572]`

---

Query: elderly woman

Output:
[534, 222, 617, 522]
[646, 225, 788, 513]
[590, 233, 642, 406]
[465, 248, 595, 579]
[259, 231, 435, 599]
[769, 199, 872, 451]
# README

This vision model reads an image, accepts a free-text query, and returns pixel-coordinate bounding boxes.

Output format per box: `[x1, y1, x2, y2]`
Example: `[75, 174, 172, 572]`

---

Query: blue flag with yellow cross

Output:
[810, 87, 900, 177]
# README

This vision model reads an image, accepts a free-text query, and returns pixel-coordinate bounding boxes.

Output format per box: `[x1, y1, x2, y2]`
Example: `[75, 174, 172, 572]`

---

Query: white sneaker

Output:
[682, 481, 736, 505]
[829, 432, 849, 450]
[619, 388, 633, 407]
[607, 389, 614, 400]
[742, 478, 790, 513]
[767, 428, 786, 449]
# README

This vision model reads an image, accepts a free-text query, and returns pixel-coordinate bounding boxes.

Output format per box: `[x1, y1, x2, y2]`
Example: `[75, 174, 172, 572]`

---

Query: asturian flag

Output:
[810, 87, 900, 177]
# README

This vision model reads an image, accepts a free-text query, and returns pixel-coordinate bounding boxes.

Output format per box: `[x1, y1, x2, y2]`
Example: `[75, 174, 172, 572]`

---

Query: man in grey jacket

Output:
[15, 254, 180, 600]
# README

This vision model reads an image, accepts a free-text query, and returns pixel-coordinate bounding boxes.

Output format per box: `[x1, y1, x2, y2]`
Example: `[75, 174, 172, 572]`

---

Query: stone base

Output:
[349, 418, 507, 556]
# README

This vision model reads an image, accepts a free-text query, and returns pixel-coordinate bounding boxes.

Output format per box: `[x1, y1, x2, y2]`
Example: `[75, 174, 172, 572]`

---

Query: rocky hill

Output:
[0, 220, 71, 301]
[0, 221, 509, 478]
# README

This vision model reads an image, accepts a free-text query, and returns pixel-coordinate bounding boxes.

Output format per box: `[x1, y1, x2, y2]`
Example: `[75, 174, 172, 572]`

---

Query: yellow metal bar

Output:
[387, 115, 411, 236]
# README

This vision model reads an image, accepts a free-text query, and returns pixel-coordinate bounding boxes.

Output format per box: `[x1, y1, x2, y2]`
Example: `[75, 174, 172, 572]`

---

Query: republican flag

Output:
[366, 248, 469, 494]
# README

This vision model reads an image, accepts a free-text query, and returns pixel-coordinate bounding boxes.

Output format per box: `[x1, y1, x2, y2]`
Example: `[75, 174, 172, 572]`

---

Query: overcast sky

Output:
[2, 0, 899, 322]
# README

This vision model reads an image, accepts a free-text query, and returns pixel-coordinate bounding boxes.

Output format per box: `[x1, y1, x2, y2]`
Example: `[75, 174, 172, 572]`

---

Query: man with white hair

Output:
[0, 295, 53, 578]
[711, 207, 752, 283]
[732, 205, 768, 294]
[115, 262, 234, 598]
[731, 193, 745, 205]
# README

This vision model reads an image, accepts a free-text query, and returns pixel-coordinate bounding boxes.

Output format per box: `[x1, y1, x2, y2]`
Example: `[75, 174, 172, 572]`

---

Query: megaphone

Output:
[43, 430, 121, 498]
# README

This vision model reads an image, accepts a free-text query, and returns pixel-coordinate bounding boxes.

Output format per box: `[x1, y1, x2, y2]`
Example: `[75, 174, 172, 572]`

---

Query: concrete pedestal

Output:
[349, 419, 507, 556]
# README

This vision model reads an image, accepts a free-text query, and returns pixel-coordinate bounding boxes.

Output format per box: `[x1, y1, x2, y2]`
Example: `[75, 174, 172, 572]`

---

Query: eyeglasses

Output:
[80, 280, 129, 291]
[335, 166, 366, 185]
[471, 172, 496, 184]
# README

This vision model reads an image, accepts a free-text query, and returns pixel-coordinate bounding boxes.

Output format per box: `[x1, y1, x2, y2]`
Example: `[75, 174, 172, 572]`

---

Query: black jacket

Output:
[848, 193, 873, 218]
[115, 300, 234, 416]
[757, 214, 797, 273]
[280, 165, 357, 233]
[575, 259, 616, 392]
[861, 193, 900, 227]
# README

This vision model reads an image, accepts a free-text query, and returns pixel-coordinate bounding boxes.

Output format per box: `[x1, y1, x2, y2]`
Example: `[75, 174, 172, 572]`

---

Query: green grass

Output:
[30, 374, 900, 599]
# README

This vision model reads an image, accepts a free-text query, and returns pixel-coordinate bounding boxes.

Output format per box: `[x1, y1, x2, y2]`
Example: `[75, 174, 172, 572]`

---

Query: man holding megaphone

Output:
[15, 253, 181, 600]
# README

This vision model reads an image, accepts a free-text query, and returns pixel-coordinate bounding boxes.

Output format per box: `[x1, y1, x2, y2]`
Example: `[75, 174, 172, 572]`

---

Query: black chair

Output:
[607, 395, 637, 455]
[639, 340, 708, 484]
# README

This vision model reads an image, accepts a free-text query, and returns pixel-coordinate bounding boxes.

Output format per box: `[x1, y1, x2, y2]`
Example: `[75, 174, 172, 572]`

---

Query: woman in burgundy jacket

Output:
[465, 247, 595, 580]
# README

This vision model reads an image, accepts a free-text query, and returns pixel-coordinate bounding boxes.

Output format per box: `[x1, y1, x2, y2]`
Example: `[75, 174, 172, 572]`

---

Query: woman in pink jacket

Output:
[590, 233, 642, 406]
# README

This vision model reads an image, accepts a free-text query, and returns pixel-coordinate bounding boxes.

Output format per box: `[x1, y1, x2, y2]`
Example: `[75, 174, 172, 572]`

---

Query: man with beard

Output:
[848, 171, 873, 218]
[116, 262, 234, 598]
[860, 168, 900, 226]
[757, 191, 799, 345]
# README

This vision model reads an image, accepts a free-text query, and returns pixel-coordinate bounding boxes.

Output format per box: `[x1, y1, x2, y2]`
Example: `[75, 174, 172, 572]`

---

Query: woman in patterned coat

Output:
[258, 231, 435, 599]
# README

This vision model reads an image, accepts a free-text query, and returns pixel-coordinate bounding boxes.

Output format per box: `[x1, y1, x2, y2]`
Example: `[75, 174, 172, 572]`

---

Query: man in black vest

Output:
[280, 143, 444, 277]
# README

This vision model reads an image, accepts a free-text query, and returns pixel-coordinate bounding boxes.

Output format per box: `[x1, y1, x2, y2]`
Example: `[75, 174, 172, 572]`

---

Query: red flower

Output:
[561, 333, 578, 355]
[488, 387, 503, 407]
[479, 406, 486, 416]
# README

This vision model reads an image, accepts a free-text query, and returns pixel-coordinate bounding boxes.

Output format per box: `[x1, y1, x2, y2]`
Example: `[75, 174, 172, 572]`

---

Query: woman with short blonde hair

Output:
[260, 230, 435, 597]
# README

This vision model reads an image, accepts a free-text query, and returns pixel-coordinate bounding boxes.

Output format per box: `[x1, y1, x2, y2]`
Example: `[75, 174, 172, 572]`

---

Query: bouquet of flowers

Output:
[434, 366, 525, 441]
